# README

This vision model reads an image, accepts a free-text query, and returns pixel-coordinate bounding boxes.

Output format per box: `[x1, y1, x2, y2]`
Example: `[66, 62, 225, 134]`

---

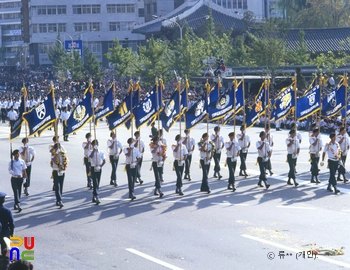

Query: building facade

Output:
[26, 0, 146, 67]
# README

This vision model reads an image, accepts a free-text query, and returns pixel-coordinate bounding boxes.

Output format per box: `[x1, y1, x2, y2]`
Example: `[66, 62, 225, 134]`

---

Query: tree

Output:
[83, 49, 104, 82]
[105, 38, 134, 77]
[47, 33, 66, 74]
[285, 30, 311, 65]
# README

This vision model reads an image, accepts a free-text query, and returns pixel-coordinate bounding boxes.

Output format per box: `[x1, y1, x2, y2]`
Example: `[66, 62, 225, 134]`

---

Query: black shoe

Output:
[96, 197, 101, 205]
[87, 182, 91, 188]
[139, 180, 143, 185]
[56, 201, 59, 206]
[266, 184, 271, 190]
[14, 204, 18, 210]
[213, 173, 218, 178]
[159, 192, 164, 198]
[335, 189, 340, 194]
[175, 188, 179, 194]
[154, 189, 159, 196]
[337, 177, 343, 182]
[316, 179, 321, 184]
[92, 197, 96, 203]
[24, 188, 29, 196]
[239, 171, 244, 176]
[178, 190, 184, 196]
[18, 206, 22, 213]
[135, 179, 139, 183]
[287, 178, 293, 185]
[110, 181, 114, 185]
[218, 174, 223, 180]
[58, 201, 64, 208]
[327, 187, 333, 192]
[161, 179, 164, 183]
[244, 171, 249, 177]
[258, 181, 263, 187]
[295, 182, 299, 187]
[188, 176, 192, 181]
[228, 184, 233, 190]
[114, 180, 118, 187]
[207, 190, 211, 194]
[131, 195, 136, 201]
[311, 178, 316, 183]
[232, 187, 236, 192]
[184, 174, 189, 179]
[269, 171, 274, 176]
[344, 178, 348, 183]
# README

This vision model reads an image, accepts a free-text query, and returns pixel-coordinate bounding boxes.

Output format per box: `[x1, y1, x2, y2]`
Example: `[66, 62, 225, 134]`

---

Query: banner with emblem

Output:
[134, 86, 161, 129]
[66, 88, 93, 134]
[221, 81, 244, 125]
[341, 98, 350, 118]
[273, 84, 295, 122]
[94, 86, 115, 125]
[321, 84, 346, 117]
[296, 85, 321, 120]
[161, 88, 180, 132]
[22, 89, 56, 136]
[185, 93, 208, 129]
[9, 88, 27, 140]
[208, 86, 234, 121]
[246, 81, 267, 128]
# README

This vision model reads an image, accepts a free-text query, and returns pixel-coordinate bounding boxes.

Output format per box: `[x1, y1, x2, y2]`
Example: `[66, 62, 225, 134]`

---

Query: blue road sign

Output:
[64, 40, 83, 56]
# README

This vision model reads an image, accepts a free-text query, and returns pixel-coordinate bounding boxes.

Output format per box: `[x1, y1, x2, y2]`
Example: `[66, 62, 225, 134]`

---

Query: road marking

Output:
[276, 206, 316, 210]
[126, 248, 184, 270]
[154, 199, 188, 203]
[341, 210, 350, 212]
[211, 203, 249, 206]
[242, 234, 350, 268]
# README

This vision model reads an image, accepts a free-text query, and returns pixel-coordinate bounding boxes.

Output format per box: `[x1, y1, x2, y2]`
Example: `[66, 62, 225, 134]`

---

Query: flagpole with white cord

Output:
[233, 76, 237, 135]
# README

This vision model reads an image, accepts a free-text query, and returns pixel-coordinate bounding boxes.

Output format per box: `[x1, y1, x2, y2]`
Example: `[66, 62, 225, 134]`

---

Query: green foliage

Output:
[313, 51, 348, 75]
[83, 49, 104, 81]
[285, 30, 311, 65]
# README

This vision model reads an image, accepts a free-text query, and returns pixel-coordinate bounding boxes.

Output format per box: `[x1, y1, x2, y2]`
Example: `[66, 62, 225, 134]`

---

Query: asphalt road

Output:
[1, 121, 350, 270]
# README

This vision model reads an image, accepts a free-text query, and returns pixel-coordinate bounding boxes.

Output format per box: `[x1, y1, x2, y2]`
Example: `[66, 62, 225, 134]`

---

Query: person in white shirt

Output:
[309, 128, 323, 184]
[1, 98, 7, 123]
[82, 133, 92, 188]
[183, 129, 195, 181]
[256, 131, 271, 189]
[158, 129, 167, 182]
[237, 125, 250, 177]
[286, 130, 300, 187]
[107, 131, 123, 187]
[225, 132, 241, 191]
[321, 133, 341, 194]
[88, 139, 106, 205]
[7, 106, 18, 130]
[150, 136, 166, 198]
[19, 138, 35, 196]
[290, 123, 302, 173]
[8, 149, 27, 212]
[125, 138, 142, 200]
[336, 127, 349, 182]
[210, 126, 224, 179]
[60, 107, 70, 141]
[51, 142, 68, 208]
[264, 126, 274, 176]
[134, 131, 145, 184]
[172, 134, 188, 195]
[198, 133, 215, 194]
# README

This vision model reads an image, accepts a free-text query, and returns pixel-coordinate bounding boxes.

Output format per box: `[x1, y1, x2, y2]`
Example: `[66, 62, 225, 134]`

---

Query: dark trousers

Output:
[152, 162, 162, 189]
[266, 156, 272, 171]
[227, 157, 237, 186]
[174, 160, 184, 188]
[213, 152, 221, 173]
[90, 166, 101, 197]
[9, 120, 15, 130]
[240, 151, 247, 171]
[63, 121, 68, 140]
[11, 177, 23, 205]
[338, 155, 347, 176]
[287, 154, 296, 180]
[84, 157, 91, 182]
[1, 108, 6, 122]
[126, 164, 136, 197]
[109, 155, 119, 181]
[53, 170, 64, 202]
[310, 154, 320, 176]
[159, 164, 164, 181]
[184, 154, 192, 175]
[24, 165, 32, 188]
[200, 159, 210, 192]
[136, 157, 143, 179]
[328, 159, 339, 186]
[257, 157, 267, 182]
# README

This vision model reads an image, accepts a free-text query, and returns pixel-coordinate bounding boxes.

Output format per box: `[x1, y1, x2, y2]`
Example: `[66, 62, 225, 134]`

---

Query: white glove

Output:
[88, 138, 92, 142]
[320, 161, 324, 166]
[243, 130, 246, 134]
[94, 145, 98, 150]
[24, 143, 28, 148]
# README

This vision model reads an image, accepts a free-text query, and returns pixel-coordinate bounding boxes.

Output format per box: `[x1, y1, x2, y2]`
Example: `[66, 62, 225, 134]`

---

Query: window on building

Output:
[146, 4, 151, 14]
[38, 43, 50, 54]
[74, 23, 88, 32]
[138, 8, 144, 17]
[126, 4, 135, 13]
[243, 0, 247, 9]
[82, 5, 91, 14]
[37, 6, 46, 15]
[31, 24, 38, 34]
[232, 0, 237, 8]
[227, 0, 231, 8]
[58, 23, 66, 32]
[238, 0, 242, 8]
[57, 6, 66, 14]
[152, 3, 157, 13]
[73, 5, 82, 14]
[91, 5, 101, 14]
[39, 24, 47, 33]
[107, 4, 116, 13]
[47, 6, 56, 15]
[109, 22, 117, 31]
[89, 22, 101, 31]
[87, 41, 101, 53]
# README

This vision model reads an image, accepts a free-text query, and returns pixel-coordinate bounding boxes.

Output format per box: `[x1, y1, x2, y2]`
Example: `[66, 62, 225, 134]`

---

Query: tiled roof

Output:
[132, 0, 253, 35]
[285, 27, 350, 53]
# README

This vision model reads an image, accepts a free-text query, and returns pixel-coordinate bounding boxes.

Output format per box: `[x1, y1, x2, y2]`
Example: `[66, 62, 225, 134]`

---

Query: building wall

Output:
[27, 0, 145, 67]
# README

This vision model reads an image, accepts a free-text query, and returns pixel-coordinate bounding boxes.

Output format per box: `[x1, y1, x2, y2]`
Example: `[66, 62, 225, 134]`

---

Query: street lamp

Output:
[152, 15, 210, 44]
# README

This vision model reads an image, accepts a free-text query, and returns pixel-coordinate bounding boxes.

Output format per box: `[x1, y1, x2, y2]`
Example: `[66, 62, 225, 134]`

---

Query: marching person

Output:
[51, 142, 68, 208]
[264, 126, 274, 176]
[7, 106, 18, 130]
[107, 131, 123, 187]
[237, 125, 250, 177]
[8, 149, 26, 212]
[172, 134, 188, 195]
[60, 107, 70, 141]
[198, 133, 215, 194]
[183, 129, 195, 181]
[124, 138, 142, 200]
[321, 133, 341, 194]
[291, 123, 302, 173]
[89, 140, 106, 205]
[82, 133, 92, 189]
[149, 122, 158, 139]
[225, 132, 241, 191]
[0, 192, 15, 252]
[210, 126, 224, 179]
[286, 129, 300, 187]
[158, 129, 167, 183]
[256, 131, 271, 189]
[150, 137, 165, 198]
[49, 136, 65, 192]
[336, 127, 349, 183]
[134, 131, 145, 184]
[309, 128, 323, 184]
[19, 138, 35, 196]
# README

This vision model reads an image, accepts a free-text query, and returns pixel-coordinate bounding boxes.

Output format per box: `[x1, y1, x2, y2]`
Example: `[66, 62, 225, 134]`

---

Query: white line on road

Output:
[154, 199, 188, 203]
[276, 206, 316, 210]
[242, 234, 350, 269]
[126, 248, 184, 270]
[211, 203, 249, 206]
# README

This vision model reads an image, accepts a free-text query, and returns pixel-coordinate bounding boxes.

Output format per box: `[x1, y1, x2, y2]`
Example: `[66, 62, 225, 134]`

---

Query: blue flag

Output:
[10, 93, 26, 140]
[322, 84, 346, 117]
[94, 86, 114, 125]
[246, 82, 267, 128]
[208, 86, 235, 121]
[185, 93, 208, 129]
[341, 98, 350, 118]
[161, 89, 181, 132]
[222, 81, 244, 124]
[273, 85, 295, 122]
[22, 89, 56, 136]
[296, 85, 321, 120]
[209, 83, 220, 104]
[66, 89, 93, 134]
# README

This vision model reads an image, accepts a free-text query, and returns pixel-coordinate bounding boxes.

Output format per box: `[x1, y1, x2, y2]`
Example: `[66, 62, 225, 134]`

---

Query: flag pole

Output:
[156, 77, 160, 132]
[233, 76, 237, 135]
[137, 77, 141, 131]
[343, 72, 348, 127]
[293, 73, 297, 124]
[205, 79, 210, 162]
[129, 79, 134, 140]
[89, 79, 96, 141]
[22, 83, 28, 138]
[178, 78, 182, 164]
[50, 81, 58, 142]
[319, 73, 324, 128]
[242, 74, 246, 127]
[264, 76, 267, 129]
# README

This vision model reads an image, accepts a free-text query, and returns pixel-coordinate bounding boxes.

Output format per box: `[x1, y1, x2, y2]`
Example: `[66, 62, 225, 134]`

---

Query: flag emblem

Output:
[216, 95, 230, 109]
[307, 93, 316, 106]
[36, 104, 46, 120]
[143, 99, 152, 113]
[280, 93, 292, 109]
[164, 100, 175, 117]
[195, 100, 205, 116]
[73, 105, 86, 121]
[255, 101, 262, 113]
